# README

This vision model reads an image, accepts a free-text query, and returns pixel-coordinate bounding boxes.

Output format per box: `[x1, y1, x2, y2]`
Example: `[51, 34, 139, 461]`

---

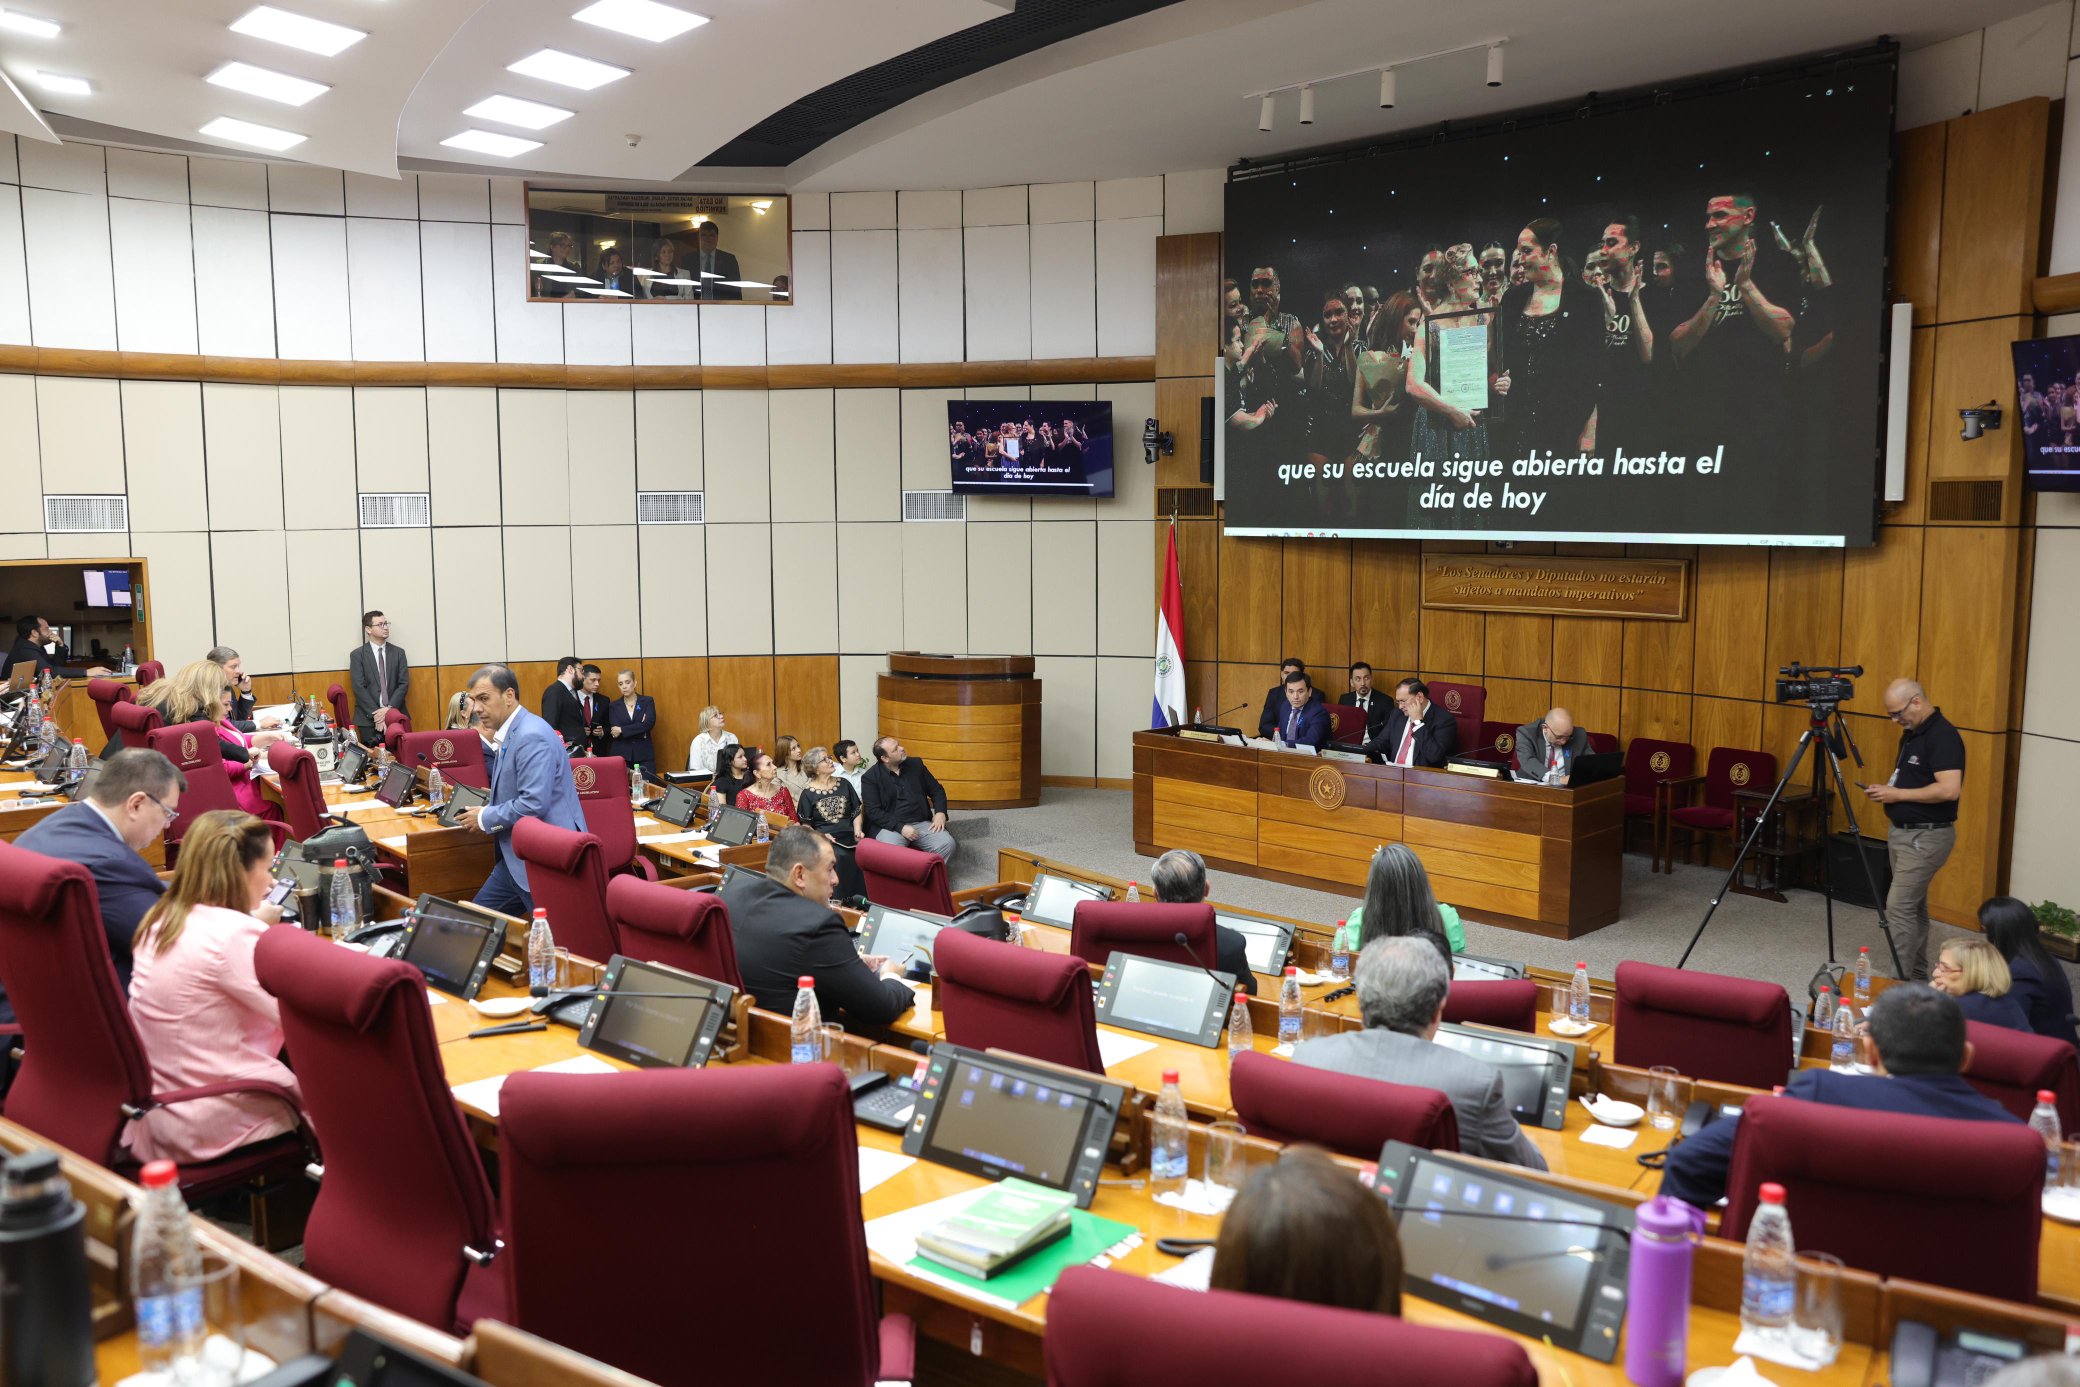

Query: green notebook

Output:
[909, 1207, 1139, 1310]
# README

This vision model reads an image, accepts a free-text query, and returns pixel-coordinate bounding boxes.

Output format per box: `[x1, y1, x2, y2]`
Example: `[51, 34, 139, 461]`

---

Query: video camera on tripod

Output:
[1775, 662, 1861, 709]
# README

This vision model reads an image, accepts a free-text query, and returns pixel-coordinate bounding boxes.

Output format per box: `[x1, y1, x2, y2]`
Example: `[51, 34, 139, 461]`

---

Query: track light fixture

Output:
[1298, 84, 1314, 124]
[1246, 36, 1505, 132]
[1378, 67, 1396, 109]
[1486, 42, 1504, 87]
[1259, 93, 1274, 131]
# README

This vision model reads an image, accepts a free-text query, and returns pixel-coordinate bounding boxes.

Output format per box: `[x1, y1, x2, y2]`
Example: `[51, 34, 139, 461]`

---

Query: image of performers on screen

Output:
[2015, 337, 2080, 478]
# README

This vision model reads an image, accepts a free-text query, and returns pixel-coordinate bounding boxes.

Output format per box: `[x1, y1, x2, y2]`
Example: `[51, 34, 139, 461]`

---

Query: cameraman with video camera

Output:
[1862, 679, 1964, 981]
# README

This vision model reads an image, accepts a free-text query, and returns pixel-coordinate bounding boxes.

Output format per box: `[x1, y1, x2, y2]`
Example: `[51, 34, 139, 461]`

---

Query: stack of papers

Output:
[450, 1054, 619, 1118]
[1094, 1029, 1158, 1069]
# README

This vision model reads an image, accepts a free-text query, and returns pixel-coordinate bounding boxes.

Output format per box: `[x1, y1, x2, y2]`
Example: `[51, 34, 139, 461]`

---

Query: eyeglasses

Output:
[147, 795, 179, 827]
[1885, 702, 1914, 723]
[1931, 959, 1961, 975]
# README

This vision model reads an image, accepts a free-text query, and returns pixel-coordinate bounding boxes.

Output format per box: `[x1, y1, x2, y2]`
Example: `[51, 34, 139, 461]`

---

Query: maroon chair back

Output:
[510, 819, 619, 964]
[856, 837, 956, 915]
[1228, 1050, 1459, 1158]
[1068, 900, 1217, 970]
[267, 742, 330, 841]
[500, 1064, 893, 1386]
[1462, 719, 1517, 765]
[1442, 979, 1540, 1034]
[1700, 747, 1774, 815]
[1044, 1264, 1538, 1387]
[1586, 731, 1620, 755]
[1324, 704, 1365, 745]
[569, 757, 649, 879]
[934, 929, 1105, 1074]
[254, 926, 501, 1333]
[1962, 1020, 2080, 1130]
[382, 709, 408, 755]
[1721, 1094, 2043, 1301]
[134, 660, 165, 686]
[1623, 738, 1696, 818]
[398, 731, 489, 791]
[87, 677, 133, 740]
[605, 875, 742, 990]
[145, 721, 242, 846]
[110, 699, 163, 751]
[1613, 961, 1792, 1091]
[1427, 681, 1485, 760]
[326, 683, 352, 733]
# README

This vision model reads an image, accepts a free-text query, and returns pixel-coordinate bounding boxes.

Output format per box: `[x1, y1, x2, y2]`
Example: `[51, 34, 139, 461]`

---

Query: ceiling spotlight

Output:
[1298, 84, 1314, 125]
[0, 8, 60, 38]
[1379, 68, 1395, 109]
[228, 6, 366, 57]
[507, 48, 630, 91]
[199, 115, 306, 151]
[1258, 93, 1273, 132]
[206, 61, 329, 106]
[29, 71, 89, 95]
[1486, 43, 1504, 88]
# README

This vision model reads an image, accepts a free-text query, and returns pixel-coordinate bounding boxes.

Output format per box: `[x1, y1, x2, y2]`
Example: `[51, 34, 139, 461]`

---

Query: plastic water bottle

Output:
[327, 859, 358, 941]
[526, 909, 556, 996]
[629, 763, 644, 803]
[1812, 985, 1835, 1032]
[1151, 1071, 1189, 1196]
[1124, 881, 1140, 904]
[37, 712, 56, 757]
[1570, 962, 1591, 1024]
[1226, 987, 1253, 1068]
[131, 1160, 205, 1378]
[120, 644, 134, 675]
[1279, 966, 1303, 1047]
[426, 765, 446, 809]
[1854, 947, 1872, 1004]
[67, 737, 88, 779]
[755, 812, 770, 844]
[1830, 1003, 1857, 1071]
[2031, 1090, 2063, 1182]
[1739, 1181, 1797, 1337]
[790, 976, 822, 1063]
[1330, 919, 1352, 981]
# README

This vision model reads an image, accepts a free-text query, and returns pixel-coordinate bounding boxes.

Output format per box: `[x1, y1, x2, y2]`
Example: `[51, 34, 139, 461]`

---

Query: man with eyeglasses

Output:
[1863, 679, 1965, 980]
[1513, 706, 1591, 786]
[1365, 677, 1459, 768]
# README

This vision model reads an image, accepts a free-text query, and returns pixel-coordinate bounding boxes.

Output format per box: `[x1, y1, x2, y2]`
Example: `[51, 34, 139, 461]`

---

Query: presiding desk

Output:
[1132, 728, 1624, 939]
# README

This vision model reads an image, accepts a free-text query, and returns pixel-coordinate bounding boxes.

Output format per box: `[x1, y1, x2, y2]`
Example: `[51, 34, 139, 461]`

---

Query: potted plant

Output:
[2036, 900, 2080, 961]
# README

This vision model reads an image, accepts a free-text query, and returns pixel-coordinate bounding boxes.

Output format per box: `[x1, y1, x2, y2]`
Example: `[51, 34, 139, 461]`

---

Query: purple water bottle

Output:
[1625, 1194, 1704, 1387]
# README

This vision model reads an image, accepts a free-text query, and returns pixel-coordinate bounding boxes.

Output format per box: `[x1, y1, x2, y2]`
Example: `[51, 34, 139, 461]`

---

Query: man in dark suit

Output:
[1270, 669, 1330, 750]
[1366, 677, 1459, 768]
[1337, 661, 1391, 741]
[1151, 849, 1258, 995]
[539, 656, 588, 755]
[456, 664, 586, 917]
[1660, 985, 2020, 1209]
[1256, 656, 1323, 738]
[11, 749, 182, 1002]
[347, 610, 409, 745]
[862, 737, 955, 861]
[692, 221, 742, 301]
[207, 646, 284, 734]
[1513, 706, 1592, 784]
[3, 615, 109, 680]
[577, 664, 611, 757]
[722, 826, 916, 1024]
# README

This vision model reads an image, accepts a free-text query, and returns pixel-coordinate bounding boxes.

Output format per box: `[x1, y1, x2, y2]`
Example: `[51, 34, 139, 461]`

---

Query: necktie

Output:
[373, 645, 383, 692]
[1287, 708, 1298, 740]
[1397, 720, 1416, 766]
[1550, 743, 1564, 775]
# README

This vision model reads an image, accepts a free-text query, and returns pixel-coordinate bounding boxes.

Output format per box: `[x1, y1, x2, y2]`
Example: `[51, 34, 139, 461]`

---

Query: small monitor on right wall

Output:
[2012, 336, 2080, 492]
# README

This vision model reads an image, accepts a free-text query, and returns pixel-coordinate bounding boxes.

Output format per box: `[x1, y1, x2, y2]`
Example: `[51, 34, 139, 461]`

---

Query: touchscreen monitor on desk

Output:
[1211, 909, 1294, 976]
[1019, 871, 1111, 929]
[1430, 1023, 1575, 1130]
[399, 895, 506, 1000]
[1093, 951, 1233, 1047]
[901, 1043, 1127, 1207]
[578, 955, 733, 1069]
[707, 804, 759, 846]
[373, 761, 416, 808]
[1453, 953, 1528, 981]
[857, 903, 950, 973]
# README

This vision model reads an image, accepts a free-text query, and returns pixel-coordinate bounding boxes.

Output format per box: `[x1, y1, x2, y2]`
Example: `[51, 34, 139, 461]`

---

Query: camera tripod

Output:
[1676, 700, 1904, 980]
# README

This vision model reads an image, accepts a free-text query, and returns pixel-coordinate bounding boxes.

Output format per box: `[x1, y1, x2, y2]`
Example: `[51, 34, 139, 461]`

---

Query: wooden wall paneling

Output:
[1928, 728, 2006, 925]
[1762, 550, 1843, 695]
[773, 654, 843, 749]
[1550, 614, 1623, 688]
[642, 656, 709, 774]
[435, 664, 482, 728]
[1893, 121, 1945, 329]
[289, 670, 350, 706]
[1552, 681, 1621, 744]
[1891, 326, 1934, 526]
[1481, 678, 1552, 730]
[248, 675, 296, 708]
[708, 656, 777, 754]
[1691, 547, 1769, 700]
[1182, 660, 1216, 725]
[1760, 702, 1821, 790]
[1619, 688, 1691, 749]
[1918, 525, 2020, 733]
[1169, 519, 1221, 665]
[1621, 617, 1693, 694]
[1154, 233, 1221, 379]
[1350, 540, 1422, 672]
[1280, 539, 1350, 676]
[1837, 711, 1900, 840]
[1839, 526, 1924, 689]
[1418, 605, 1484, 681]
[1934, 100, 2047, 324]
[402, 670, 442, 737]
[1216, 533, 1283, 665]
[1925, 317, 2031, 508]
[1689, 695, 1763, 762]
[1484, 613, 1552, 681]
[1154, 376, 1212, 491]
[1215, 663, 1279, 731]
[504, 661, 562, 724]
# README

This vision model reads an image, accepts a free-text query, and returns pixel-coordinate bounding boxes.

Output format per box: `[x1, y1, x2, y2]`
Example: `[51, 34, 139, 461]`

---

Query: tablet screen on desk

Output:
[1213, 910, 1293, 975]
[373, 761, 415, 807]
[653, 783, 701, 827]
[1453, 953, 1527, 982]
[436, 780, 488, 827]
[336, 744, 369, 784]
[1020, 871, 1110, 929]
[858, 903, 949, 972]
[579, 955, 732, 1069]
[902, 1044, 1126, 1206]
[1432, 1023, 1575, 1130]
[708, 804, 758, 846]
[400, 895, 504, 999]
[1094, 952, 1232, 1047]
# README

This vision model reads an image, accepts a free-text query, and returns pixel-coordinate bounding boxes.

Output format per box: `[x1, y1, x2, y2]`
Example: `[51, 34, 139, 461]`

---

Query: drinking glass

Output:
[819, 1022, 852, 1073]
[1203, 1121, 1248, 1202]
[2050, 1137, 2080, 1216]
[170, 1249, 244, 1387]
[1790, 1252, 1844, 1365]
[1645, 1066, 1689, 1132]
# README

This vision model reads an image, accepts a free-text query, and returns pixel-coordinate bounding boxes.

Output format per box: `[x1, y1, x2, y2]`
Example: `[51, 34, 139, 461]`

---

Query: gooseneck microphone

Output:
[1174, 932, 1234, 992]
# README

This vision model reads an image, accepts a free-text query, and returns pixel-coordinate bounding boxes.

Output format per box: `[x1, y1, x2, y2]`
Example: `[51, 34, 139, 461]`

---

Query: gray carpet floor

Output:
[947, 787, 1975, 1000]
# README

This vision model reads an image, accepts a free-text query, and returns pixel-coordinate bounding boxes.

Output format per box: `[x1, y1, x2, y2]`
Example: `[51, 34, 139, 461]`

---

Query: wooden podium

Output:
[876, 653, 1041, 809]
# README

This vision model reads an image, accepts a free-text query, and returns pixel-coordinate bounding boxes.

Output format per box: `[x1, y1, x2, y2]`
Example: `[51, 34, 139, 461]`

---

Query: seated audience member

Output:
[1513, 706, 1592, 785]
[862, 737, 954, 862]
[144, 661, 283, 822]
[1659, 984, 2021, 1208]
[795, 747, 862, 846]
[833, 739, 866, 794]
[687, 706, 729, 774]
[12, 749, 181, 1002]
[1257, 657, 1323, 739]
[125, 810, 301, 1164]
[3, 615, 110, 679]
[1365, 677, 1458, 768]
[1210, 1146, 1403, 1315]
[443, 691, 474, 731]
[1294, 936, 1548, 1170]
[708, 743, 753, 810]
[1337, 661, 1391, 740]
[1150, 848, 1259, 994]
[1979, 896, 2078, 1046]
[721, 826, 914, 1023]
[1270, 669, 1330, 750]
[735, 749, 799, 822]
[1345, 843, 1465, 953]
[1932, 937, 2033, 1032]
[774, 735, 812, 795]
[206, 646, 282, 732]
[606, 669, 657, 778]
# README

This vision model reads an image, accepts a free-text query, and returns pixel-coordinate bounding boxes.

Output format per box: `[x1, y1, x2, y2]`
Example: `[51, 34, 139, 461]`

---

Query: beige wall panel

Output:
[121, 381, 209, 533]
[1096, 520, 1152, 657]
[966, 521, 1033, 655]
[497, 390, 569, 526]
[768, 389, 837, 522]
[637, 524, 706, 658]
[130, 532, 215, 663]
[284, 528, 365, 672]
[771, 520, 839, 653]
[277, 387, 358, 531]
[570, 525, 640, 656]
[836, 521, 905, 654]
[0, 377, 35, 498]
[1034, 655, 1096, 778]
[700, 390, 772, 524]
[354, 387, 430, 492]
[1095, 655, 1147, 780]
[2022, 527, 2080, 740]
[634, 390, 703, 493]
[426, 388, 501, 527]
[2012, 731, 2080, 905]
[834, 388, 900, 522]
[502, 526, 573, 662]
[201, 383, 284, 531]
[360, 528, 436, 668]
[36, 377, 125, 494]
[566, 391, 636, 525]
[900, 522, 968, 654]
[839, 653, 883, 752]
[1032, 521, 1097, 656]
[899, 387, 960, 491]
[0, 535, 44, 559]
[704, 524, 774, 655]
[211, 529, 292, 673]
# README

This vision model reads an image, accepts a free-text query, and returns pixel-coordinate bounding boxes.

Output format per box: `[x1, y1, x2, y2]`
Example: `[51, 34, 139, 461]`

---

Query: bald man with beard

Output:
[1863, 679, 1965, 980]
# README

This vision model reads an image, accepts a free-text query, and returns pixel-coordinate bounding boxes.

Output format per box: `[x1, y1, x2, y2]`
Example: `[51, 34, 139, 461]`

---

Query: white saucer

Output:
[2043, 1192, 2080, 1225]
[469, 996, 533, 1019]
[1549, 1017, 1597, 1037]
[1585, 1097, 1644, 1127]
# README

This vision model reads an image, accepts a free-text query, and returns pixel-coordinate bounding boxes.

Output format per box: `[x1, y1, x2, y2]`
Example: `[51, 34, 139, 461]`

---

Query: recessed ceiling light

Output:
[572, 0, 708, 43]
[0, 9, 59, 38]
[506, 48, 628, 91]
[463, 93, 574, 130]
[199, 115, 306, 151]
[228, 6, 366, 58]
[29, 72, 89, 95]
[441, 128, 543, 158]
[529, 248, 550, 259]
[207, 61, 328, 106]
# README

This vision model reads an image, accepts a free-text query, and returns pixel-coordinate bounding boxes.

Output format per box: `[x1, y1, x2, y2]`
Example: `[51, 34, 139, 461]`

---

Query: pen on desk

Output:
[468, 1020, 547, 1039]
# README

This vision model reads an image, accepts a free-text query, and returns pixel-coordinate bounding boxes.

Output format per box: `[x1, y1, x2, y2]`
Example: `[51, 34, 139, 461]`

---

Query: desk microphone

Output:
[1173, 932, 1234, 994]
[1201, 702, 1250, 727]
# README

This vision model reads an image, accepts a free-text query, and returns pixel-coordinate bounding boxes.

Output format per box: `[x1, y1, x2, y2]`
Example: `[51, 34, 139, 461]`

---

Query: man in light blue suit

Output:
[455, 664, 585, 917]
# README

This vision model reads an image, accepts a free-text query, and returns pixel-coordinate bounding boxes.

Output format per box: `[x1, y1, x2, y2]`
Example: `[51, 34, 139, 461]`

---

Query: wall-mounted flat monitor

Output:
[526, 188, 791, 304]
[83, 568, 132, 608]
[948, 402, 1114, 499]
[2012, 335, 2080, 491]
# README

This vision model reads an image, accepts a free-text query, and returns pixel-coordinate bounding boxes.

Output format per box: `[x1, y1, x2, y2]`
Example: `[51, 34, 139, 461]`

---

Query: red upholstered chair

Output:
[1613, 961, 1793, 1091]
[499, 1064, 913, 1387]
[253, 926, 506, 1334]
[1324, 704, 1367, 746]
[569, 756, 656, 881]
[1666, 747, 1775, 869]
[1068, 900, 1217, 971]
[510, 818, 619, 965]
[857, 836, 957, 915]
[266, 742, 331, 841]
[1962, 1020, 2080, 1131]
[146, 721, 286, 853]
[1623, 738, 1696, 872]
[382, 709, 409, 756]
[0, 841, 306, 1199]
[605, 874, 742, 990]
[133, 660, 165, 686]
[398, 730, 489, 791]
[86, 676, 133, 741]
[1721, 1094, 2043, 1301]
[1587, 732, 1619, 755]
[1044, 1264, 1538, 1387]
[1426, 681, 1485, 761]
[934, 928, 1105, 1074]
[1462, 720, 1518, 767]
[1442, 978, 1540, 1034]
[110, 699, 163, 751]
[1228, 1049, 1459, 1159]
[325, 683, 352, 735]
